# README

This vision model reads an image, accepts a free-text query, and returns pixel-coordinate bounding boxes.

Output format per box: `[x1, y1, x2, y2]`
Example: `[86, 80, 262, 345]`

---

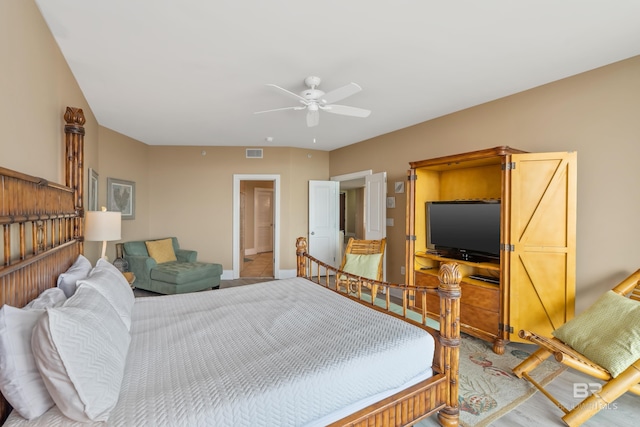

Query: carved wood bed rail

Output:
[0, 107, 86, 423]
[296, 237, 461, 427]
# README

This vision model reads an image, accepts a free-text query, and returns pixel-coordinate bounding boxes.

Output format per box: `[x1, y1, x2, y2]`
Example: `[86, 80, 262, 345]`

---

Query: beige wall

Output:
[146, 146, 329, 271]
[330, 55, 640, 313]
[0, 0, 98, 182]
[97, 126, 151, 242]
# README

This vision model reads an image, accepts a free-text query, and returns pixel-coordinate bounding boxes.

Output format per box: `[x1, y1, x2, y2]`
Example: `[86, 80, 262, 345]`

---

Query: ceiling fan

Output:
[254, 76, 371, 127]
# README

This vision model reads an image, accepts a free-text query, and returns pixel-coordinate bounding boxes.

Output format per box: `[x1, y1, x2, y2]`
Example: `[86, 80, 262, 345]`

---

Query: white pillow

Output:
[31, 285, 131, 422]
[0, 289, 66, 420]
[56, 254, 92, 297]
[25, 288, 66, 309]
[77, 258, 135, 330]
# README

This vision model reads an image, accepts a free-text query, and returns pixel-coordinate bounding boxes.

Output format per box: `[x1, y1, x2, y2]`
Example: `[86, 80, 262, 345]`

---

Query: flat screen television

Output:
[426, 200, 501, 262]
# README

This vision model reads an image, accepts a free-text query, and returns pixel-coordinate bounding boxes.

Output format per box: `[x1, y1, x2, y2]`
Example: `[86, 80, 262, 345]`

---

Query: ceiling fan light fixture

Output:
[255, 75, 371, 127]
[304, 75, 321, 88]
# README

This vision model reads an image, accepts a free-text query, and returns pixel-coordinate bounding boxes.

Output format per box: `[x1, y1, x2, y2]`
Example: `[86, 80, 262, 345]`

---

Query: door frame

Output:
[233, 174, 280, 279]
[331, 170, 373, 185]
[330, 169, 387, 280]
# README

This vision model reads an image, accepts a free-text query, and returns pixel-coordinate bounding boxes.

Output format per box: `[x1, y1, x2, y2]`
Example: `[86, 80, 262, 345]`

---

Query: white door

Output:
[254, 188, 273, 253]
[308, 180, 339, 267]
[365, 172, 386, 240]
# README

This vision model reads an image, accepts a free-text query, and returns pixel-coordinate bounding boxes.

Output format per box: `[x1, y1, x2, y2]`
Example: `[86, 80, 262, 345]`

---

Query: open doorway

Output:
[233, 175, 280, 279]
[331, 170, 387, 280]
[240, 182, 273, 278]
[339, 179, 366, 243]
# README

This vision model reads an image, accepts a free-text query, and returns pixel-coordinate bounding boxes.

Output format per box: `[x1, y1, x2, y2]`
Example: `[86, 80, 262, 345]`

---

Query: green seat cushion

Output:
[342, 253, 382, 281]
[151, 262, 222, 286]
[552, 290, 640, 377]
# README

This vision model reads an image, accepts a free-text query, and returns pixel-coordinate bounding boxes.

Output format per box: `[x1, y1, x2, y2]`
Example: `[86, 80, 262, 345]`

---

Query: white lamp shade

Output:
[85, 210, 121, 241]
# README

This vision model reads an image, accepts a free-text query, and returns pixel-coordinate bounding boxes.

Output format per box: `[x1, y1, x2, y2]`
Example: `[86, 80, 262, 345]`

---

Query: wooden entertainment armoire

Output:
[405, 146, 577, 354]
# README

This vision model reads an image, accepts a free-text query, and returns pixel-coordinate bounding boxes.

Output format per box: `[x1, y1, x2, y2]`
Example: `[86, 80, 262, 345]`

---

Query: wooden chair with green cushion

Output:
[513, 268, 640, 427]
[337, 237, 386, 300]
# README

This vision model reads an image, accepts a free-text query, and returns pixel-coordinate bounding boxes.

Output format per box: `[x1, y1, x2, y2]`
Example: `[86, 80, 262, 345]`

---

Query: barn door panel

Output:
[508, 152, 577, 338]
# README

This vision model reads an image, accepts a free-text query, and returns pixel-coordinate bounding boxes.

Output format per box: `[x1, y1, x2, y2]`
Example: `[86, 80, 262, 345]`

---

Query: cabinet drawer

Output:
[413, 291, 440, 312]
[460, 304, 500, 335]
[460, 281, 500, 312]
[414, 293, 499, 337]
[414, 272, 439, 311]
[415, 271, 439, 288]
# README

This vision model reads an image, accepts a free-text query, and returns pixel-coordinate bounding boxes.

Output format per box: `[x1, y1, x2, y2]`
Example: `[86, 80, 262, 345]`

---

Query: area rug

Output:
[416, 334, 566, 427]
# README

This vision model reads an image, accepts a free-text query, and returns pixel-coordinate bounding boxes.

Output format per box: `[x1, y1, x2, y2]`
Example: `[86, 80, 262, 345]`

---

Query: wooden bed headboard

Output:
[0, 107, 86, 423]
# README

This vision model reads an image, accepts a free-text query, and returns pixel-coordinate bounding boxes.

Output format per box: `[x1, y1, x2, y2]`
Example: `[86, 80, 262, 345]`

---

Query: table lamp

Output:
[85, 207, 121, 259]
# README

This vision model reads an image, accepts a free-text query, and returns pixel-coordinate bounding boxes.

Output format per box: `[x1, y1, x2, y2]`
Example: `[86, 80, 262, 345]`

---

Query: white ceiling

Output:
[35, 0, 640, 151]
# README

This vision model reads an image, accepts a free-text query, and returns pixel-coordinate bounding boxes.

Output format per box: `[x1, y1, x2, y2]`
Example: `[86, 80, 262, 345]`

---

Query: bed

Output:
[0, 107, 460, 426]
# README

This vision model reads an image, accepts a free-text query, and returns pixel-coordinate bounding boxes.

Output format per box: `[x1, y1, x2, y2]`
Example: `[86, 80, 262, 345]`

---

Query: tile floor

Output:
[241, 251, 273, 278]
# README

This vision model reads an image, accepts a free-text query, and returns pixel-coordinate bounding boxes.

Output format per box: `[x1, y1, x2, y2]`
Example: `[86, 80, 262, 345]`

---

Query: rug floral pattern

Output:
[416, 333, 565, 427]
[456, 334, 565, 426]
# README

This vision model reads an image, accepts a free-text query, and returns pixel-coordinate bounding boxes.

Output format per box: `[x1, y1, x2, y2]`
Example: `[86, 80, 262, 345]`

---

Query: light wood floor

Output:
[486, 365, 639, 426]
[219, 277, 273, 288]
[240, 251, 273, 278]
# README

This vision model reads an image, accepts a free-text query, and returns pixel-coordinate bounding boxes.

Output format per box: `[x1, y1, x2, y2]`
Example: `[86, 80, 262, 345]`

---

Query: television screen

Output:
[427, 201, 501, 259]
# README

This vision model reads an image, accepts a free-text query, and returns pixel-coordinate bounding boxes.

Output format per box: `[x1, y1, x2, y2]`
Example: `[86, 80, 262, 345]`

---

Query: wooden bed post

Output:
[437, 262, 461, 427]
[63, 107, 85, 248]
[295, 237, 461, 426]
[296, 236, 307, 277]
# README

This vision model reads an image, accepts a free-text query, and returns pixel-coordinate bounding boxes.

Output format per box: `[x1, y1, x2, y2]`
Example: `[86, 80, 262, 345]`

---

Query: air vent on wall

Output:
[246, 148, 263, 159]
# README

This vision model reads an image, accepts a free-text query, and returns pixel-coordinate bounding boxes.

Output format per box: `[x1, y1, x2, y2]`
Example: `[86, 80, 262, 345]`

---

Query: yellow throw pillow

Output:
[342, 253, 382, 280]
[552, 290, 640, 378]
[145, 238, 177, 264]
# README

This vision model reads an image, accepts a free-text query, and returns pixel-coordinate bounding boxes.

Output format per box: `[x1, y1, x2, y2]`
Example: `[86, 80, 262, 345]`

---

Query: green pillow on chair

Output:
[342, 253, 382, 281]
[552, 290, 640, 377]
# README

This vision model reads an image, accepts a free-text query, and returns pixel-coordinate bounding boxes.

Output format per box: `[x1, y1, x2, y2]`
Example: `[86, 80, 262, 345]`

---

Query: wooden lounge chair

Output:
[513, 268, 640, 427]
[337, 237, 386, 299]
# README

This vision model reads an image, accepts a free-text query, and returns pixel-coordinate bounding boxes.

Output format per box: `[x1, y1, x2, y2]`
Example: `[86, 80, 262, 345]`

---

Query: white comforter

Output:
[6, 277, 434, 426]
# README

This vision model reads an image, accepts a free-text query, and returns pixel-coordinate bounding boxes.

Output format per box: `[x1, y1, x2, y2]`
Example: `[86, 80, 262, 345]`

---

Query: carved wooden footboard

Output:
[296, 237, 461, 427]
[0, 107, 86, 423]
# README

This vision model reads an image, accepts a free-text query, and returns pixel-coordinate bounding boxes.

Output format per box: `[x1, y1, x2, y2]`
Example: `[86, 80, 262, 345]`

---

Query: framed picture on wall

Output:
[107, 177, 136, 220]
[88, 168, 99, 211]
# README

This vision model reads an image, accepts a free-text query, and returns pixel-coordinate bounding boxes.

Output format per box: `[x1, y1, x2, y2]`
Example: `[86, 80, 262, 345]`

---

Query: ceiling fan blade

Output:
[320, 82, 362, 105]
[306, 110, 319, 127]
[266, 84, 308, 103]
[254, 106, 304, 114]
[322, 104, 371, 118]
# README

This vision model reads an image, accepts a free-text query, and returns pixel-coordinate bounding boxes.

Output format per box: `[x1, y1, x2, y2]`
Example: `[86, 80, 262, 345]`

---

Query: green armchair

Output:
[121, 237, 222, 295]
